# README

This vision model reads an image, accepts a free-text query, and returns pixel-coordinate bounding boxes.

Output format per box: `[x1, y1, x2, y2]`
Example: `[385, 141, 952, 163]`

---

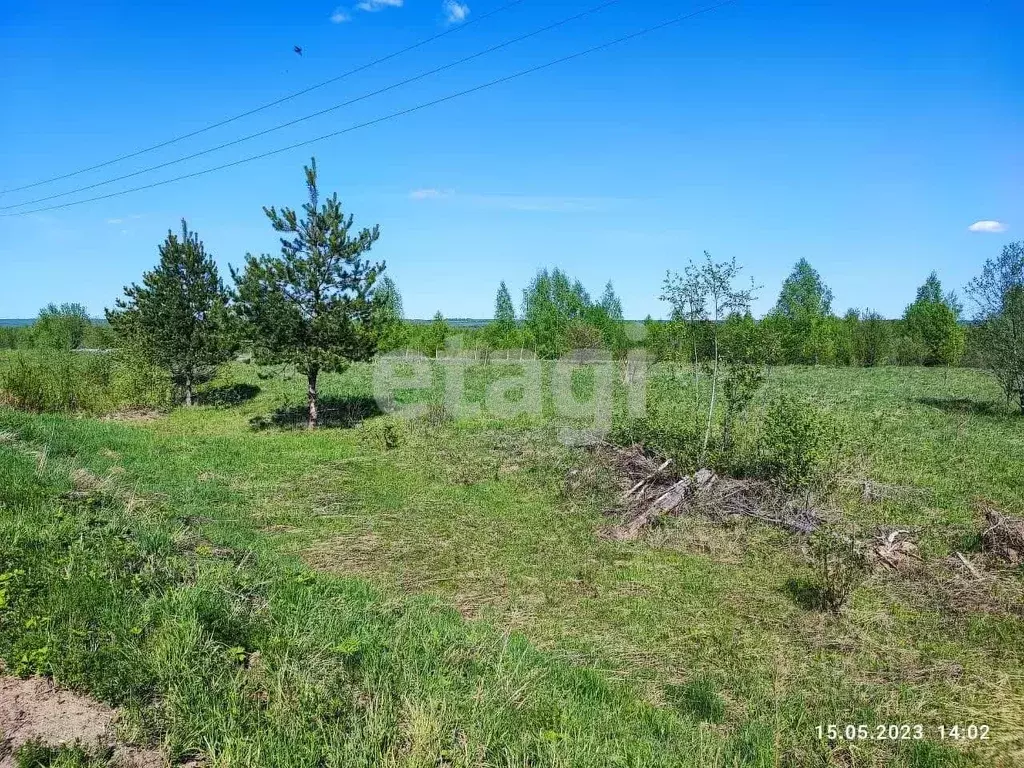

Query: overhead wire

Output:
[0, 0, 526, 195]
[1, 0, 623, 211]
[2, 1, 736, 218]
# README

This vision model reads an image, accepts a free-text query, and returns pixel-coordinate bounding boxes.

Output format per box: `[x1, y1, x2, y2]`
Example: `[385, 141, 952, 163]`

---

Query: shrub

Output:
[610, 415, 704, 473]
[891, 333, 928, 366]
[0, 352, 109, 413]
[809, 530, 868, 613]
[358, 416, 407, 450]
[108, 346, 173, 410]
[0, 350, 170, 414]
[755, 393, 840, 494]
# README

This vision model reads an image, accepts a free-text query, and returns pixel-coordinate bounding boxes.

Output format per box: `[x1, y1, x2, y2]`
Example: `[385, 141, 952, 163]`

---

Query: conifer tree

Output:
[232, 158, 384, 428]
[107, 220, 233, 406]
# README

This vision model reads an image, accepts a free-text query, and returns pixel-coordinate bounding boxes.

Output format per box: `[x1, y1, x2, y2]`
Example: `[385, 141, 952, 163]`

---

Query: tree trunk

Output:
[702, 335, 719, 460]
[184, 375, 193, 407]
[307, 367, 319, 429]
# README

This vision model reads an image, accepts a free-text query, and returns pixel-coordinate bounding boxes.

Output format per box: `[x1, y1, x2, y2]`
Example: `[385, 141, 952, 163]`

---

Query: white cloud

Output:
[330, 6, 351, 22]
[409, 188, 453, 200]
[968, 220, 1006, 233]
[443, 0, 470, 24]
[355, 0, 402, 11]
[105, 214, 143, 226]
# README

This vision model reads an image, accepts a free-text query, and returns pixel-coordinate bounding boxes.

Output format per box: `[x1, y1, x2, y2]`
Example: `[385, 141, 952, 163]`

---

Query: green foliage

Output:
[494, 281, 516, 334]
[32, 303, 92, 350]
[755, 393, 840, 493]
[641, 316, 691, 364]
[903, 272, 965, 366]
[774, 258, 834, 319]
[0, 350, 169, 414]
[809, 530, 868, 613]
[108, 220, 234, 405]
[662, 252, 761, 462]
[665, 678, 726, 723]
[1, 352, 110, 413]
[519, 269, 626, 359]
[966, 241, 1024, 411]
[232, 158, 385, 427]
[14, 740, 101, 768]
[421, 311, 451, 356]
[770, 259, 834, 363]
[373, 276, 407, 353]
[965, 240, 1024, 318]
[521, 268, 589, 358]
[853, 309, 891, 366]
[591, 281, 629, 357]
[719, 313, 766, 454]
[107, 346, 173, 410]
[357, 415, 407, 450]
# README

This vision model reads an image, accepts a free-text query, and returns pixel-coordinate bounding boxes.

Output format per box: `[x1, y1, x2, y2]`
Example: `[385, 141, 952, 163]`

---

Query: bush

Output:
[108, 347, 173, 410]
[0, 350, 170, 414]
[0, 352, 109, 413]
[809, 530, 868, 613]
[755, 393, 840, 494]
[610, 415, 704, 473]
[358, 416, 407, 450]
[891, 334, 928, 366]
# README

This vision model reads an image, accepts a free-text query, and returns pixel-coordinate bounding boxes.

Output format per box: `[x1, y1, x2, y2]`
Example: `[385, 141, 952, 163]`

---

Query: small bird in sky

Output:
[293, 45, 303, 56]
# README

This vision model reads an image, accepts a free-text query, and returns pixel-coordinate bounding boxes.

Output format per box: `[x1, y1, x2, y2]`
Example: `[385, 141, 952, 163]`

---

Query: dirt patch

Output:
[0, 676, 164, 767]
[100, 409, 163, 423]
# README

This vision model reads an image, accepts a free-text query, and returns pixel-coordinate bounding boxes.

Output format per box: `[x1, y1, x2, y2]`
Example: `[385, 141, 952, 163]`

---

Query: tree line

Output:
[5, 156, 1022, 420]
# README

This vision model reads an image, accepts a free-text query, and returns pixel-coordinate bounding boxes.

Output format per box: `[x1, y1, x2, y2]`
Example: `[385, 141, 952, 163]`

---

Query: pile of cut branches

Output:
[980, 502, 1024, 565]
[597, 443, 824, 540]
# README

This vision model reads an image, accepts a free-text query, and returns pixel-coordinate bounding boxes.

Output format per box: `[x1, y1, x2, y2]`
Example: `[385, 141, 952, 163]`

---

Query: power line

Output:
[0, 0, 526, 196]
[3, 1, 736, 218]
[1, 0, 623, 211]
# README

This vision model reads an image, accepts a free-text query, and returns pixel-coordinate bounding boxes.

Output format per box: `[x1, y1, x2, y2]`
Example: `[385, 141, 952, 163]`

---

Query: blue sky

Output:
[1, 0, 1021, 320]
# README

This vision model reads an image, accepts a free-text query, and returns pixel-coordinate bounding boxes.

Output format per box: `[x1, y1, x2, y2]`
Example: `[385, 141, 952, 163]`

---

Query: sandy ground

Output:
[0, 676, 164, 767]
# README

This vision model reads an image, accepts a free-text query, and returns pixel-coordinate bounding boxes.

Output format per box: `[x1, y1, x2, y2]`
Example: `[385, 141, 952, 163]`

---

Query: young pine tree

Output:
[107, 220, 233, 406]
[232, 158, 384, 428]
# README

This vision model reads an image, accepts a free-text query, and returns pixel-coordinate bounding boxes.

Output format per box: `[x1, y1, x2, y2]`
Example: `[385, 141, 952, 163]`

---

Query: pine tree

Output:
[232, 158, 384, 428]
[423, 311, 450, 357]
[107, 220, 233, 406]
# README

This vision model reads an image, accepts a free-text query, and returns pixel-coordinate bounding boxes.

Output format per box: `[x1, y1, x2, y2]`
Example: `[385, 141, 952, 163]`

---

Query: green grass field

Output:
[1, 358, 1022, 766]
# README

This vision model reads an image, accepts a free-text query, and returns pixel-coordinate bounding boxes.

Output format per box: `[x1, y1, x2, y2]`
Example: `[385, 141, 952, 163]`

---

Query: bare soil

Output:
[0, 676, 164, 768]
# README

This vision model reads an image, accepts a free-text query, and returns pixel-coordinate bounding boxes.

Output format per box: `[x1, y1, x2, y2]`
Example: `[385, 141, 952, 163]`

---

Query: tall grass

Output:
[0, 349, 170, 414]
